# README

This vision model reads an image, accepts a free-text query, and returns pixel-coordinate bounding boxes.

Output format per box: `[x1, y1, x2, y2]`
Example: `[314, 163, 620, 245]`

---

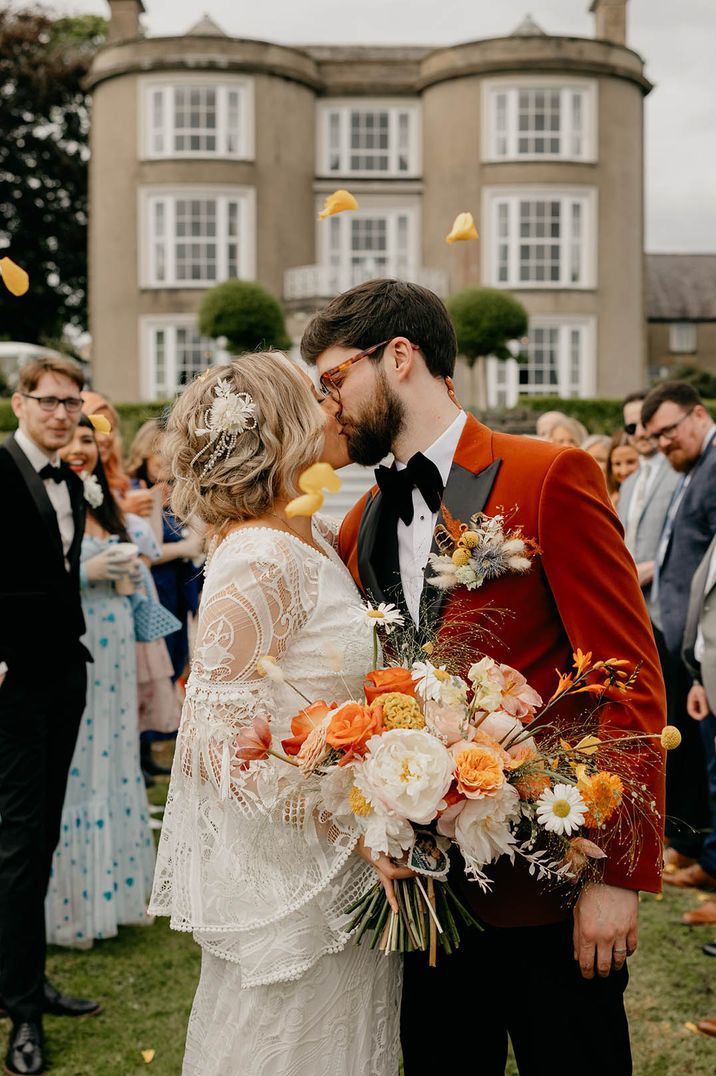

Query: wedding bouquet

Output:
[235, 605, 678, 965]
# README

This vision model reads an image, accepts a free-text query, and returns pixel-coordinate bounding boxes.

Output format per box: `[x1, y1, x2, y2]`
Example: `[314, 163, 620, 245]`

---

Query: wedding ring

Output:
[614, 947, 628, 953]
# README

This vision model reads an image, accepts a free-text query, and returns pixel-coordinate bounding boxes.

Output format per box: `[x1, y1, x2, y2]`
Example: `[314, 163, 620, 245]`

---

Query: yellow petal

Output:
[318, 189, 359, 220]
[446, 212, 478, 244]
[285, 492, 324, 518]
[0, 256, 30, 296]
[684, 1022, 700, 1034]
[141, 1049, 156, 1063]
[298, 462, 342, 494]
[574, 735, 601, 756]
[88, 413, 112, 435]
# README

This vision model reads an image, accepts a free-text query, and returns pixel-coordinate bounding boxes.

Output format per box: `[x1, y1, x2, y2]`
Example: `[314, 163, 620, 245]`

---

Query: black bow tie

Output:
[375, 452, 444, 526]
[39, 463, 66, 484]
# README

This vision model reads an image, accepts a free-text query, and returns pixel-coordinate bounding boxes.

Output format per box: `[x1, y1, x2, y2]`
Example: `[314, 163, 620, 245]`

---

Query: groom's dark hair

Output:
[300, 278, 458, 378]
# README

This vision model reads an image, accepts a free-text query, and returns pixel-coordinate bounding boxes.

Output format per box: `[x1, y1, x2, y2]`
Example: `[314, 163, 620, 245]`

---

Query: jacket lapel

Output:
[66, 469, 86, 570]
[4, 435, 65, 565]
[357, 489, 389, 604]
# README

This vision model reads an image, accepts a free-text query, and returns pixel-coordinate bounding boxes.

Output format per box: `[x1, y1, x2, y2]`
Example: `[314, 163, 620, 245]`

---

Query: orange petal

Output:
[282, 701, 333, 755]
[298, 462, 341, 494]
[285, 491, 324, 518]
[318, 189, 359, 220]
[0, 256, 29, 296]
[446, 211, 478, 244]
[88, 413, 112, 435]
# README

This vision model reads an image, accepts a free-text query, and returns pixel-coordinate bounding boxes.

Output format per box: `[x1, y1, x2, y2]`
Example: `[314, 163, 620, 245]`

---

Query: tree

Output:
[0, 9, 106, 344]
[665, 362, 716, 400]
[446, 287, 528, 411]
[199, 280, 292, 353]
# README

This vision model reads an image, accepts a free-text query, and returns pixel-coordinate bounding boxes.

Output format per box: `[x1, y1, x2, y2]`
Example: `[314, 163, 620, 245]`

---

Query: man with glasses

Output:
[618, 391, 679, 600]
[641, 381, 716, 890]
[303, 278, 666, 1076]
[0, 357, 99, 1076]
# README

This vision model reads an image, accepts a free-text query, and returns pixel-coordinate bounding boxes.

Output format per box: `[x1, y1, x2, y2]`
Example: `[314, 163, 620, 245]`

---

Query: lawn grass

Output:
[16, 769, 715, 1075]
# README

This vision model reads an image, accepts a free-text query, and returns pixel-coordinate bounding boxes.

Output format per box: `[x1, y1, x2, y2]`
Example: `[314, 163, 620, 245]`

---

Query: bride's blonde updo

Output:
[166, 351, 325, 527]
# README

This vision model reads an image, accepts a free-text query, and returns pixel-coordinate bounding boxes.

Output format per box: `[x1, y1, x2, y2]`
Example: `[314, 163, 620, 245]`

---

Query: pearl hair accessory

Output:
[190, 378, 258, 481]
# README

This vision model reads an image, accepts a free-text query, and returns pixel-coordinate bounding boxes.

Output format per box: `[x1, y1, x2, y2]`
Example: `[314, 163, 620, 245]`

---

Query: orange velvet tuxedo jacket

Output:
[339, 415, 666, 928]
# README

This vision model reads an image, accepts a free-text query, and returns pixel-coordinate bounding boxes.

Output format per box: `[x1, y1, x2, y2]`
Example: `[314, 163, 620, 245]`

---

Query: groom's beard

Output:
[341, 371, 406, 467]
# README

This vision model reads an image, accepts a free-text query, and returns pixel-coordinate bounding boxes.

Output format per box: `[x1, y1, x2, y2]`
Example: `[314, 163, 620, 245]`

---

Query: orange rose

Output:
[364, 667, 416, 704]
[326, 702, 382, 760]
[282, 700, 335, 756]
[451, 743, 505, 799]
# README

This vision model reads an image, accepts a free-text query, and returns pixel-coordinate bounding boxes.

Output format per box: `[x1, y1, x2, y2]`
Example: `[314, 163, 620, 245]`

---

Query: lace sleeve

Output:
[313, 511, 340, 551]
[149, 530, 375, 984]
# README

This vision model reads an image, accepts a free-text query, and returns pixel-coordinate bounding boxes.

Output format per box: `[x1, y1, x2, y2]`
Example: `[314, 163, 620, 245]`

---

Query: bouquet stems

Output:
[346, 878, 482, 966]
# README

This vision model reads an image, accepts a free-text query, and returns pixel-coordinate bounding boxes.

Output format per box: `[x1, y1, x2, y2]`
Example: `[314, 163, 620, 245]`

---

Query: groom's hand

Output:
[573, 882, 638, 979]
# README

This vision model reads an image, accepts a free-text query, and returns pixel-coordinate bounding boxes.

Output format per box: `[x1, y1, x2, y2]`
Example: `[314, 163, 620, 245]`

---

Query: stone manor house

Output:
[88, 0, 706, 406]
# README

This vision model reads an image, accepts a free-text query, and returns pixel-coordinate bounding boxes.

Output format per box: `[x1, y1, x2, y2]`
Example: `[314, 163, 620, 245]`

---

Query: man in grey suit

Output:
[618, 391, 680, 600]
[680, 536, 716, 928]
[642, 381, 716, 883]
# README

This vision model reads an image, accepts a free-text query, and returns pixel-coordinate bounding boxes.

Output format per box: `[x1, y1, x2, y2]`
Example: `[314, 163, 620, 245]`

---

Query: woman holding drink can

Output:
[44, 415, 156, 948]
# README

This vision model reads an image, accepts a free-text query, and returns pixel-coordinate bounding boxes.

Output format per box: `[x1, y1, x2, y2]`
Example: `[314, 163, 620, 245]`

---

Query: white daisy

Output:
[356, 602, 405, 635]
[535, 784, 587, 836]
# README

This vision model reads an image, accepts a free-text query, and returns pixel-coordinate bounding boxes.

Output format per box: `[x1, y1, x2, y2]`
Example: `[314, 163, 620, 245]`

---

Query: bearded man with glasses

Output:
[0, 357, 100, 1076]
[641, 381, 716, 892]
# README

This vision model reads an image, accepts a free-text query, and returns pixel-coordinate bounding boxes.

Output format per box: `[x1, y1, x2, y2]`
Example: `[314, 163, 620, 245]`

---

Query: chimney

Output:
[107, 0, 145, 43]
[590, 0, 627, 45]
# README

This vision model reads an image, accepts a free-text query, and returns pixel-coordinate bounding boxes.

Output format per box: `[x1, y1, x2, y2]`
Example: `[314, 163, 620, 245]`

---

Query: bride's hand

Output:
[354, 836, 415, 914]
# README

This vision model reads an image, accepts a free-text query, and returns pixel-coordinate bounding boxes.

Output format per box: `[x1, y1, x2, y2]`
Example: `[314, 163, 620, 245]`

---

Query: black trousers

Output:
[0, 659, 87, 1023]
[653, 626, 710, 858]
[401, 916, 631, 1076]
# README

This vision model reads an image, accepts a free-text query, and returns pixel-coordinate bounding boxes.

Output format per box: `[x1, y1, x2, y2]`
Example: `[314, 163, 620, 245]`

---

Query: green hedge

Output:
[518, 395, 716, 433]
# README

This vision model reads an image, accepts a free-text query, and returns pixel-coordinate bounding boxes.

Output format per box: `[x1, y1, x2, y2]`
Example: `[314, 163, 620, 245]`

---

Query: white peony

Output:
[438, 782, 521, 866]
[81, 471, 104, 508]
[362, 729, 455, 825]
[321, 762, 415, 860]
[477, 709, 523, 746]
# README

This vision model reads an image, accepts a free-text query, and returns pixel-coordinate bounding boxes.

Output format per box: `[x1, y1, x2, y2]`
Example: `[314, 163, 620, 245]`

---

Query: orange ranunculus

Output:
[282, 700, 335, 756]
[326, 702, 382, 760]
[364, 667, 416, 704]
[451, 743, 505, 800]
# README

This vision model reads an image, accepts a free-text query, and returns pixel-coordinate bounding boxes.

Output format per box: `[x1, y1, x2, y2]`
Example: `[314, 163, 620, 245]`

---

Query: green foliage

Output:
[0, 9, 106, 342]
[199, 280, 292, 353]
[447, 287, 528, 365]
[518, 394, 716, 434]
[664, 362, 716, 399]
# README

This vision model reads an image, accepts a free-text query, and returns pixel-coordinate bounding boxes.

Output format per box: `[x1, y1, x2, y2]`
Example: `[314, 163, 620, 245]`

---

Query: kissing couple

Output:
[150, 279, 665, 1076]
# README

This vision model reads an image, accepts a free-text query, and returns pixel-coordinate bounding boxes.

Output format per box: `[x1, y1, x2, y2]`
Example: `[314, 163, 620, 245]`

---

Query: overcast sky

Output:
[28, 0, 716, 252]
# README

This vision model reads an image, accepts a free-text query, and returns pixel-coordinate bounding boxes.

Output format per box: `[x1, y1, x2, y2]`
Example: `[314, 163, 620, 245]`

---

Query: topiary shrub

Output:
[199, 280, 291, 354]
[447, 287, 528, 364]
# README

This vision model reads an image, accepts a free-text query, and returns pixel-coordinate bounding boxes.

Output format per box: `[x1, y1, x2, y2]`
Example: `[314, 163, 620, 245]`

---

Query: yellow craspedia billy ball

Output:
[661, 725, 681, 751]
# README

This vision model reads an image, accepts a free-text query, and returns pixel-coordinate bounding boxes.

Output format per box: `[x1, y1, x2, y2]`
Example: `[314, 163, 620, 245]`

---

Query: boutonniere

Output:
[427, 507, 540, 592]
[81, 470, 104, 508]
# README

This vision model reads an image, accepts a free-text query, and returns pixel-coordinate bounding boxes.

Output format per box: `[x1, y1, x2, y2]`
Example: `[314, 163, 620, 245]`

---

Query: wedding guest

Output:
[0, 357, 99, 1076]
[81, 391, 154, 519]
[45, 416, 156, 947]
[582, 434, 611, 478]
[535, 409, 569, 439]
[606, 431, 640, 507]
[674, 532, 716, 919]
[617, 390, 680, 598]
[547, 415, 587, 448]
[643, 381, 716, 880]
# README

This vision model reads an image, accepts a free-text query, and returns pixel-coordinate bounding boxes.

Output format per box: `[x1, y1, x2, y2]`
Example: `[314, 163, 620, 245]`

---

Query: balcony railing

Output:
[284, 264, 449, 302]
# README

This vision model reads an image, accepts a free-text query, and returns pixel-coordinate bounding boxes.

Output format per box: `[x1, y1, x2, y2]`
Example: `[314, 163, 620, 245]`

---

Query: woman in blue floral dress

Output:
[45, 417, 155, 947]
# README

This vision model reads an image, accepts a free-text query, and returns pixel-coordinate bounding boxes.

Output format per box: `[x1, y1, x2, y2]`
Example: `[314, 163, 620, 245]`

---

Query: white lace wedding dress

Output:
[149, 521, 401, 1076]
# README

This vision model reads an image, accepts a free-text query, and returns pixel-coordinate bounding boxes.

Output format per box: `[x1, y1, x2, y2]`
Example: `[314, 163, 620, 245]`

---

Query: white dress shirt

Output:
[15, 427, 74, 568]
[396, 410, 468, 624]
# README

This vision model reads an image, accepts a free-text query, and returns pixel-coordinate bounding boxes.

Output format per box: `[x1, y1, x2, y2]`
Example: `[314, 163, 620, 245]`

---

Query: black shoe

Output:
[142, 769, 156, 788]
[5, 1021, 44, 1075]
[140, 742, 171, 777]
[703, 941, 716, 957]
[42, 980, 101, 1018]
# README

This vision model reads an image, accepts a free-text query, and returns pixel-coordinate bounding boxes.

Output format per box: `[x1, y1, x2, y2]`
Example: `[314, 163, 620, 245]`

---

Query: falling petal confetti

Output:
[141, 1049, 156, 1063]
[0, 256, 29, 296]
[684, 1022, 700, 1034]
[446, 211, 479, 244]
[88, 413, 112, 435]
[318, 189, 359, 220]
[286, 463, 342, 517]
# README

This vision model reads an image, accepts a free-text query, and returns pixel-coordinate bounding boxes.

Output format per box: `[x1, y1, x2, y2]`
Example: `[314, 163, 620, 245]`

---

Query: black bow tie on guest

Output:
[375, 452, 444, 526]
[39, 463, 66, 484]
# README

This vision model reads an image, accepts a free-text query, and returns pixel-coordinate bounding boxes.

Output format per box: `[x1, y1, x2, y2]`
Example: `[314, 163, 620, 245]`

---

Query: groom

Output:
[302, 279, 665, 1075]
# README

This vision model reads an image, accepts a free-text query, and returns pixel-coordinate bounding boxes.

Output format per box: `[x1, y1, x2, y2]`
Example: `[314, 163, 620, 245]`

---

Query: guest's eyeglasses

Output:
[317, 340, 391, 400]
[646, 408, 694, 447]
[22, 393, 84, 414]
[624, 422, 638, 436]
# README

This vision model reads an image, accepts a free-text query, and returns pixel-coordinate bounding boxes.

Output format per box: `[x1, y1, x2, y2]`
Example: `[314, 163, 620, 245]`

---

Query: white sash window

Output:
[484, 80, 596, 162]
[318, 102, 420, 177]
[142, 78, 254, 160]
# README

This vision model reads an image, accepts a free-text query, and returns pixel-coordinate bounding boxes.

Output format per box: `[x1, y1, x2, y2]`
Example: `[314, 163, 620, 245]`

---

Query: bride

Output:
[149, 352, 409, 1075]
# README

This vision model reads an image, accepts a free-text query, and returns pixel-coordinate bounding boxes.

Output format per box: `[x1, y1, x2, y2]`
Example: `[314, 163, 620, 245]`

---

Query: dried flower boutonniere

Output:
[427, 507, 540, 592]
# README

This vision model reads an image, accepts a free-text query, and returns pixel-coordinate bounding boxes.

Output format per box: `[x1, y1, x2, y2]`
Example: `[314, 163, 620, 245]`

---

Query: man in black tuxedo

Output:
[642, 381, 716, 884]
[0, 357, 100, 1076]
